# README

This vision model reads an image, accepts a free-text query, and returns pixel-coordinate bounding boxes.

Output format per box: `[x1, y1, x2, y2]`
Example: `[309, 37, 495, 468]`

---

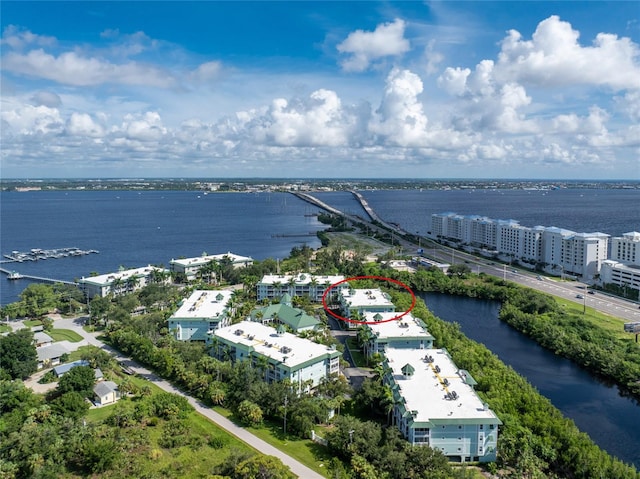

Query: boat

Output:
[7, 271, 23, 280]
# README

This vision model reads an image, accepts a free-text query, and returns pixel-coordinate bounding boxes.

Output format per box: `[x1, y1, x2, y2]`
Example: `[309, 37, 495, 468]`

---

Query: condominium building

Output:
[168, 290, 233, 341]
[360, 312, 434, 357]
[610, 232, 640, 266]
[542, 229, 609, 279]
[337, 287, 395, 323]
[212, 321, 341, 390]
[383, 348, 501, 463]
[257, 273, 344, 302]
[78, 265, 171, 299]
[430, 213, 610, 280]
[170, 252, 253, 282]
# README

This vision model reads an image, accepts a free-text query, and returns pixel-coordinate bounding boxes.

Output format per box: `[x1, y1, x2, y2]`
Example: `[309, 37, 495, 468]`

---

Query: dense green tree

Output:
[50, 391, 90, 419]
[19, 283, 58, 317]
[234, 455, 295, 479]
[237, 399, 263, 426]
[0, 329, 37, 379]
[55, 365, 95, 397]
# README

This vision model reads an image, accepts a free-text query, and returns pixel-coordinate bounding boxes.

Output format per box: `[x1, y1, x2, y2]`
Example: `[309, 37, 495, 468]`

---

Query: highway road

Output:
[414, 243, 640, 324]
[329, 205, 640, 324]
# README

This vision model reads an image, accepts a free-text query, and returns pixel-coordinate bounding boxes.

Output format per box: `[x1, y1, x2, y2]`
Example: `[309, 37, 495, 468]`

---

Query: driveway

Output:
[47, 314, 325, 479]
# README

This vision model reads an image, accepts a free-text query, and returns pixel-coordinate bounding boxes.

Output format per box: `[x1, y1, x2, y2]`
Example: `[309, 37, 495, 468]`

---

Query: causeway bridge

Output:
[292, 191, 407, 236]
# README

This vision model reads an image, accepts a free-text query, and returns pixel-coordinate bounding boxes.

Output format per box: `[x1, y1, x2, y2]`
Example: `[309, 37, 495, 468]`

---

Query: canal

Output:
[420, 292, 640, 470]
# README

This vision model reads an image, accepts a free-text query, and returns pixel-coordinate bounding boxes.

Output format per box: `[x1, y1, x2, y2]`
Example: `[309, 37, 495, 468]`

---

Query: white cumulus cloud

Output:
[337, 19, 410, 72]
[495, 15, 640, 90]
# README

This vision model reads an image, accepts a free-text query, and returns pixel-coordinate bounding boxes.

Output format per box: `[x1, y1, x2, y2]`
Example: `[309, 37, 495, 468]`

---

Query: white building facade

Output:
[257, 273, 344, 302]
[361, 312, 434, 357]
[430, 213, 610, 280]
[170, 252, 253, 282]
[79, 265, 171, 299]
[610, 232, 640, 265]
[168, 290, 233, 341]
[383, 348, 501, 463]
[212, 321, 341, 390]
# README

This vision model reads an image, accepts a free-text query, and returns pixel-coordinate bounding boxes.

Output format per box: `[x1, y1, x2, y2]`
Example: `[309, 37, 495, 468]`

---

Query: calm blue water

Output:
[0, 190, 324, 305]
[2, 187, 639, 468]
[315, 188, 640, 237]
[422, 292, 640, 470]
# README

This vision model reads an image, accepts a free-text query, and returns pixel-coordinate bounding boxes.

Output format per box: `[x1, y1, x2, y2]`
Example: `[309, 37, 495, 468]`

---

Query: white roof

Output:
[340, 288, 394, 308]
[363, 313, 434, 340]
[385, 348, 499, 423]
[171, 290, 233, 319]
[37, 342, 71, 361]
[260, 273, 344, 286]
[80, 265, 167, 285]
[171, 252, 253, 267]
[214, 321, 338, 368]
[33, 331, 54, 343]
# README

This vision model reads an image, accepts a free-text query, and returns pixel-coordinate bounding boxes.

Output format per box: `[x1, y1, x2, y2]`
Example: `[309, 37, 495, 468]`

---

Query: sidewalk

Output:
[49, 314, 326, 479]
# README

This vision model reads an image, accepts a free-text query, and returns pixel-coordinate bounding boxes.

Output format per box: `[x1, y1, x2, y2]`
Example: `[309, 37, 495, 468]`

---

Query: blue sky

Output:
[1, 1, 639, 179]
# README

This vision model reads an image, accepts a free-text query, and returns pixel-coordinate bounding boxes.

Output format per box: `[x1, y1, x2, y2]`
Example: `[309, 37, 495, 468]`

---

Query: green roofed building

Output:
[249, 293, 321, 332]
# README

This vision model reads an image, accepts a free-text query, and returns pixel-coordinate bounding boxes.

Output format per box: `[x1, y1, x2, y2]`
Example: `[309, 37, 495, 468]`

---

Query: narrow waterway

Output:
[420, 292, 640, 469]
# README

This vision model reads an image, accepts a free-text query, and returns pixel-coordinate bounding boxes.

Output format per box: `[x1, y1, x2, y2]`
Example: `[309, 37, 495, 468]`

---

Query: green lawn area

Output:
[49, 328, 83, 342]
[23, 319, 42, 327]
[0, 324, 11, 333]
[345, 337, 368, 368]
[213, 406, 334, 477]
[555, 297, 633, 340]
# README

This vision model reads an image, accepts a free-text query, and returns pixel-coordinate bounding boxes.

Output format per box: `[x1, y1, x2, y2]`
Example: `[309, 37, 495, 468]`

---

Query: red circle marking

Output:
[321, 275, 416, 325]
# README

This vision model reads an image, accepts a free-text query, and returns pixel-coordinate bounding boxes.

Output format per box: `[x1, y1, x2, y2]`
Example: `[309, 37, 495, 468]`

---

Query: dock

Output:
[0, 267, 77, 285]
[2, 247, 98, 263]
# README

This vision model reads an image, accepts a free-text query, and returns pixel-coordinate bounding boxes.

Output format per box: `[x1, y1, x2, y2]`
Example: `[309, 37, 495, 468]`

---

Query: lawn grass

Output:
[0, 324, 11, 333]
[213, 406, 333, 477]
[345, 337, 368, 367]
[49, 328, 84, 342]
[23, 319, 42, 327]
[555, 297, 633, 340]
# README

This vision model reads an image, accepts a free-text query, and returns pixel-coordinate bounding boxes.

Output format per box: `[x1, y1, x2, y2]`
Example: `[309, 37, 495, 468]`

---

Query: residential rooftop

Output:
[80, 265, 167, 284]
[214, 320, 338, 368]
[363, 312, 434, 340]
[170, 252, 253, 267]
[260, 273, 344, 286]
[171, 290, 233, 319]
[340, 288, 394, 308]
[385, 348, 500, 424]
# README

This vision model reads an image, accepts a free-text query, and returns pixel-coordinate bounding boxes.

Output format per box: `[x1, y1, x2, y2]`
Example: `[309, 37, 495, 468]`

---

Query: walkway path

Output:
[47, 314, 325, 479]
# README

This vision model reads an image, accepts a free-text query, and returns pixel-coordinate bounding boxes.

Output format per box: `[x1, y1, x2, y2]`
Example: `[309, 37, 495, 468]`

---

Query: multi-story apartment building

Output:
[168, 290, 233, 342]
[360, 312, 434, 357]
[256, 273, 344, 302]
[337, 287, 395, 324]
[430, 213, 610, 280]
[610, 232, 640, 265]
[169, 252, 253, 282]
[78, 265, 171, 299]
[211, 321, 341, 390]
[383, 348, 501, 463]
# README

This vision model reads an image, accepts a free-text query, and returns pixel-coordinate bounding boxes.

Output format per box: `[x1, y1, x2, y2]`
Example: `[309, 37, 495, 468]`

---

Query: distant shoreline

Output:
[1, 178, 638, 193]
